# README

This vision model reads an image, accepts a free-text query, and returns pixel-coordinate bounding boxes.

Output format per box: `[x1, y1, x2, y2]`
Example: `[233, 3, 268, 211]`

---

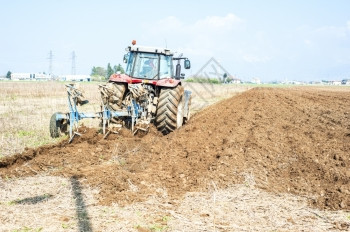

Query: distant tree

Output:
[184, 77, 220, 84]
[222, 73, 228, 83]
[106, 63, 114, 79]
[6, 71, 11, 79]
[226, 76, 233, 83]
[91, 66, 107, 77]
[113, 64, 125, 74]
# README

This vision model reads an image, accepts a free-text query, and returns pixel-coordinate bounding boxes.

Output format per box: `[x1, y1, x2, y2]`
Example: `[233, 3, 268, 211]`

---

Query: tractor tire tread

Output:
[155, 86, 184, 135]
[50, 112, 61, 138]
[105, 82, 126, 110]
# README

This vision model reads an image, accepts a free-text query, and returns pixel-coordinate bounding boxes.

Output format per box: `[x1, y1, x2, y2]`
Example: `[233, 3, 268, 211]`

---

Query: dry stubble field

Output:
[0, 81, 350, 232]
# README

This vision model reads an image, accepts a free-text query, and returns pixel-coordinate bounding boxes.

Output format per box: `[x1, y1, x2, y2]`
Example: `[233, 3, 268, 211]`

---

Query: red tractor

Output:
[98, 41, 192, 135]
[50, 42, 191, 140]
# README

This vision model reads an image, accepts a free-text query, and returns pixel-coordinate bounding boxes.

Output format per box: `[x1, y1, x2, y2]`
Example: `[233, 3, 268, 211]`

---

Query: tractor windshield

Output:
[126, 52, 173, 79]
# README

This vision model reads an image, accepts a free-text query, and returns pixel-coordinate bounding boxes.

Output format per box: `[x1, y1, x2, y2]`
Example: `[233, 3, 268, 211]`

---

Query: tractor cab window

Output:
[126, 52, 173, 80]
[132, 53, 159, 79]
[159, 55, 172, 79]
[125, 52, 134, 75]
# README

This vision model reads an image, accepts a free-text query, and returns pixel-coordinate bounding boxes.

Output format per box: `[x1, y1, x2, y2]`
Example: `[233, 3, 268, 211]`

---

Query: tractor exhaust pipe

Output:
[175, 63, 181, 79]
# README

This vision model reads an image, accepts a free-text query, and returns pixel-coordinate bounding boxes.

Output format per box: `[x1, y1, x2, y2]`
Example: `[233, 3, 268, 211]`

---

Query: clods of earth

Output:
[1, 87, 350, 210]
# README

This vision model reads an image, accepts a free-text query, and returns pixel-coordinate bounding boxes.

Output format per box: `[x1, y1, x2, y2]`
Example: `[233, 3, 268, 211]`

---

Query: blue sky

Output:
[1, 0, 349, 82]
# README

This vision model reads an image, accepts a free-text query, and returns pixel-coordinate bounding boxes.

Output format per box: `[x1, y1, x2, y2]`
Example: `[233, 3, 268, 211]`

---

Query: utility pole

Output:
[48, 50, 53, 75]
[71, 51, 76, 75]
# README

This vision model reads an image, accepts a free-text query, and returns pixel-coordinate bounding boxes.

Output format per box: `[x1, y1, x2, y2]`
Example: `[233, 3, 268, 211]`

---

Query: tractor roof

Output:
[126, 45, 173, 56]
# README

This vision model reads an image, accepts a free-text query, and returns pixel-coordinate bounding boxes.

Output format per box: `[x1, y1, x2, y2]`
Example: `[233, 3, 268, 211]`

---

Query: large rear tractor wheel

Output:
[50, 112, 68, 138]
[101, 82, 126, 110]
[155, 86, 185, 135]
[99, 82, 127, 131]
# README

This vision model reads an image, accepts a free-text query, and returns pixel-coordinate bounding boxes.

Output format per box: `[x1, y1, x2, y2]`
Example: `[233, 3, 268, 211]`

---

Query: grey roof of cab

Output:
[126, 46, 173, 56]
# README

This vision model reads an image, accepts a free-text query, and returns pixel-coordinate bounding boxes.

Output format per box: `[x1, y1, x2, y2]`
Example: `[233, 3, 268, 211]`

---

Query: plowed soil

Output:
[1, 87, 350, 210]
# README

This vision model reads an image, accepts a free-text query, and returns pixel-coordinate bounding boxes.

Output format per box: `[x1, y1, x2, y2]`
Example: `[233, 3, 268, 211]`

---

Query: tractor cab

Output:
[123, 44, 191, 80]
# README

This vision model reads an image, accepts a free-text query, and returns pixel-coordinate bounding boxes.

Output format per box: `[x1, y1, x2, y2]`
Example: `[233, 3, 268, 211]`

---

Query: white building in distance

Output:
[59, 75, 91, 82]
[11, 73, 52, 81]
[251, 78, 261, 84]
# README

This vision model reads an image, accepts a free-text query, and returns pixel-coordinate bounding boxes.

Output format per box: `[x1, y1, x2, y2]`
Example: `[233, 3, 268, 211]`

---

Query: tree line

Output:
[91, 63, 125, 80]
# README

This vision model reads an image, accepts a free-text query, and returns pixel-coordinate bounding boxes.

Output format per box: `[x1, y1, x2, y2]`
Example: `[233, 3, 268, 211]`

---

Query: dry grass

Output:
[0, 81, 248, 157]
[182, 82, 250, 113]
[0, 81, 103, 157]
[0, 175, 348, 231]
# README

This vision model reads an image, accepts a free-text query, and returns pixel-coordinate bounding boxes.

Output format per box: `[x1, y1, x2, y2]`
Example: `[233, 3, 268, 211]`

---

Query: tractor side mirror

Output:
[184, 59, 191, 69]
[181, 73, 185, 79]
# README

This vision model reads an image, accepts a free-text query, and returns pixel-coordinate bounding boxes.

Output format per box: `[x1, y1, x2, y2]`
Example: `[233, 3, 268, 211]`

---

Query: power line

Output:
[47, 50, 53, 75]
[71, 51, 76, 75]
